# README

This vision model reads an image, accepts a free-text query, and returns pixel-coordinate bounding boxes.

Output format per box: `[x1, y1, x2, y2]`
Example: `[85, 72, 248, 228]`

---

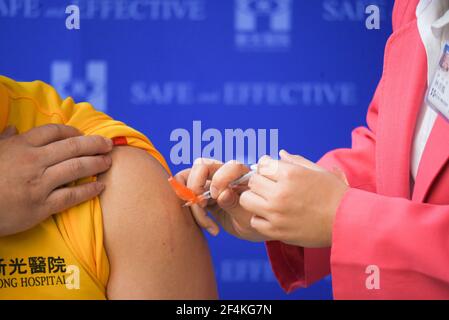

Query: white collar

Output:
[432, 9, 449, 30]
[417, 0, 432, 16]
[417, 0, 449, 38]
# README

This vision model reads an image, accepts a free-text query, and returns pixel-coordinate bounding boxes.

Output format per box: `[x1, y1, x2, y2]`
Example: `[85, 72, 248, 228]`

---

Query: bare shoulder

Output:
[98, 146, 217, 299]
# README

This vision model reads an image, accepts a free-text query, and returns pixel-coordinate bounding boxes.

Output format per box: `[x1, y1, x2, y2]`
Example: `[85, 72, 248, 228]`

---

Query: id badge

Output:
[427, 43, 449, 120]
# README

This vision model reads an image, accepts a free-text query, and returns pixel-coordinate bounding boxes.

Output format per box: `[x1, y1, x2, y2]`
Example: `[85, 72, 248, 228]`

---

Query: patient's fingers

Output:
[43, 135, 113, 166]
[189, 204, 219, 236]
[44, 182, 105, 216]
[23, 124, 81, 147]
[0, 125, 18, 139]
[44, 155, 112, 191]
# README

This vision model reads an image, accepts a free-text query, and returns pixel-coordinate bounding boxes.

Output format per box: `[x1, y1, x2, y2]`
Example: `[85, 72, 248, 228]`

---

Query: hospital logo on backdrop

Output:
[50, 61, 108, 113]
[235, 0, 292, 50]
[321, 0, 388, 23]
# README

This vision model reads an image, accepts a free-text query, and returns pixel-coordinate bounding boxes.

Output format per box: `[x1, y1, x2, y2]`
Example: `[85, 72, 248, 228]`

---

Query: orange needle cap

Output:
[167, 176, 200, 204]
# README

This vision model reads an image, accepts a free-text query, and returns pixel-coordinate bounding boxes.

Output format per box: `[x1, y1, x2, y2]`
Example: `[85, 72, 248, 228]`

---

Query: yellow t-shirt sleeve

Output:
[61, 100, 170, 173]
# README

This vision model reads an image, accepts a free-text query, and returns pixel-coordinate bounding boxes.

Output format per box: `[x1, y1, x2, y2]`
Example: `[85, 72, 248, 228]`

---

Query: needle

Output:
[183, 164, 258, 207]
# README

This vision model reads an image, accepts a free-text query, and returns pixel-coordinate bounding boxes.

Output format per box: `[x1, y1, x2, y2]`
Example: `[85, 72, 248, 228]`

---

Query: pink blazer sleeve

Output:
[330, 188, 449, 298]
[266, 75, 382, 293]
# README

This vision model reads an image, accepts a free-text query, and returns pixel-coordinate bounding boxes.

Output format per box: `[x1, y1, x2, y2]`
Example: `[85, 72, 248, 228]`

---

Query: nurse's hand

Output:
[0, 124, 113, 236]
[175, 158, 269, 242]
[241, 150, 349, 248]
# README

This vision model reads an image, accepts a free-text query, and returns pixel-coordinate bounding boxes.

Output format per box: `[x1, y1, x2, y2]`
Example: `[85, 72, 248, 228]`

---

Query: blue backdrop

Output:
[0, 0, 394, 299]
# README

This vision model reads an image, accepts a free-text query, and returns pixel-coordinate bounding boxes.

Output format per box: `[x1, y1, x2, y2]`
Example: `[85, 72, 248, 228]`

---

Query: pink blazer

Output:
[266, 0, 449, 299]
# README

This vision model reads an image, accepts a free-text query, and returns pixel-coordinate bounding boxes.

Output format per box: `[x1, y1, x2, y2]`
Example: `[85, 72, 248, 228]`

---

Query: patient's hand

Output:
[0, 124, 112, 236]
[99, 146, 218, 299]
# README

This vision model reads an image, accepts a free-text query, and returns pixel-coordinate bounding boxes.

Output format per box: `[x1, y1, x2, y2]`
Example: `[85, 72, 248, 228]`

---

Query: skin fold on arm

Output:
[98, 146, 218, 299]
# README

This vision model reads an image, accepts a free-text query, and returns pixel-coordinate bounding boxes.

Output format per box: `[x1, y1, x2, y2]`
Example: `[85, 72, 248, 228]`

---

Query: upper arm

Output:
[98, 146, 218, 299]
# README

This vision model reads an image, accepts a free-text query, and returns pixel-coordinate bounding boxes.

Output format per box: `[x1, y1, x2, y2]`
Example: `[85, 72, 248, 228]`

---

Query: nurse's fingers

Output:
[239, 190, 272, 220]
[174, 168, 190, 185]
[247, 173, 277, 200]
[189, 204, 219, 236]
[210, 160, 250, 199]
[249, 215, 276, 240]
[174, 168, 213, 208]
[257, 155, 281, 182]
[216, 188, 239, 211]
[187, 158, 223, 195]
[174, 169, 218, 230]
[279, 149, 322, 171]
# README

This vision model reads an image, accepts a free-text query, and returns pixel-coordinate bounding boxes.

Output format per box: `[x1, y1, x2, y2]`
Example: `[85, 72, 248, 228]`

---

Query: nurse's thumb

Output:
[216, 188, 239, 211]
[279, 149, 320, 171]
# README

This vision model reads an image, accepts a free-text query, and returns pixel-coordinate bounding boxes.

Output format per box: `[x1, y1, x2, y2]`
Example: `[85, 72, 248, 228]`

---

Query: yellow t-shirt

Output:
[0, 75, 169, 299]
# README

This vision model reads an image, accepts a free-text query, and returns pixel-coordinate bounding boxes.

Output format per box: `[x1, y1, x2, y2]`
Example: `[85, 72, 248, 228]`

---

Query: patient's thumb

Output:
[0, 125, 18, 139]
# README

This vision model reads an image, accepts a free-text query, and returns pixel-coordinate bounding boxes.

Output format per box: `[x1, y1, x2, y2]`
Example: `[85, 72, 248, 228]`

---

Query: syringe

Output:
[188, 164, 258, 205]
[168, 164, 258, 207]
